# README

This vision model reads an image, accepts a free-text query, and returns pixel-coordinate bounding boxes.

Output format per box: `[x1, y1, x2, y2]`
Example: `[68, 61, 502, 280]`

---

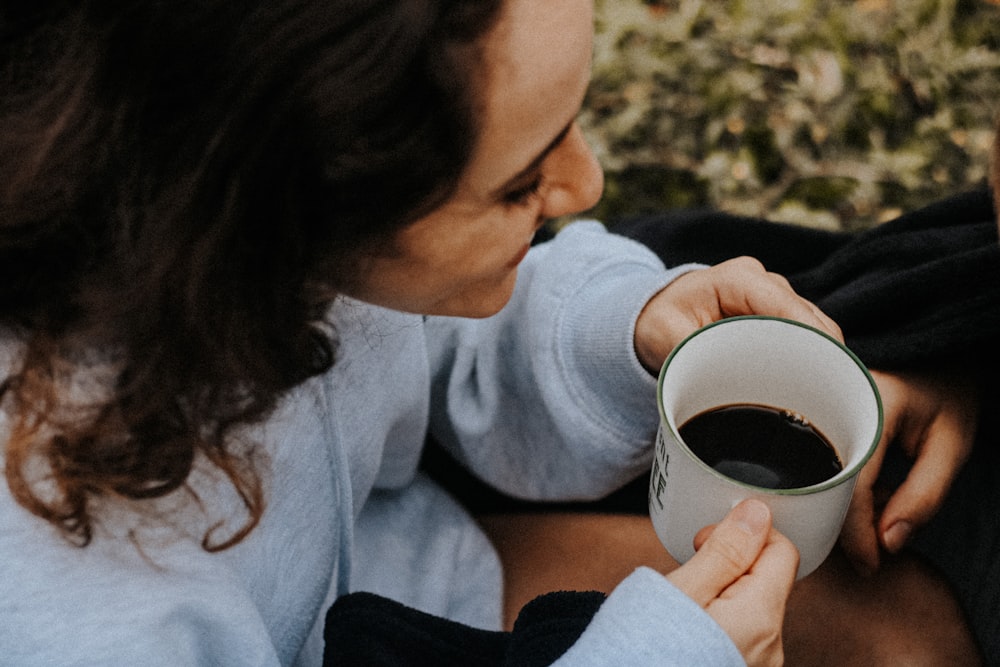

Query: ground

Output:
[580, 0, 1000, 232]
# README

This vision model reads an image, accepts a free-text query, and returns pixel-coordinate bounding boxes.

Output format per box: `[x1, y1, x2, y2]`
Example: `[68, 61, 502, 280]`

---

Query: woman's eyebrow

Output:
[492, 119, 575, 195]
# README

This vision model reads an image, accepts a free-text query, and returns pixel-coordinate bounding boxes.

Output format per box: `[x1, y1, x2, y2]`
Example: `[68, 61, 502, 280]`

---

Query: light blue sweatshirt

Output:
[0, 221, 743, 665]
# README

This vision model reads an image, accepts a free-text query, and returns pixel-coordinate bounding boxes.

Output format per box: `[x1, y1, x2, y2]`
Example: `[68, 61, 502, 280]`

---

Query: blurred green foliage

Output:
[580, 0, 1000, 231]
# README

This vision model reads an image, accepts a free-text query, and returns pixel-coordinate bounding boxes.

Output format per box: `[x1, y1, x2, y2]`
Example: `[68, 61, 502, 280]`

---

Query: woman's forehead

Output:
[465, 0, 594, 190]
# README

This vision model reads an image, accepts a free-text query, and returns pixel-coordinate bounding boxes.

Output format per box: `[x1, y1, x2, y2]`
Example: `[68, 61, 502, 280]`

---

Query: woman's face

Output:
[346, 0, 603, 317]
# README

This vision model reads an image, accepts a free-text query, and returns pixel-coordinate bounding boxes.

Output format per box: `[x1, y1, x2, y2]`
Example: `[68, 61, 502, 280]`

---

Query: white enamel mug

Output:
[648, 316, 883, 579]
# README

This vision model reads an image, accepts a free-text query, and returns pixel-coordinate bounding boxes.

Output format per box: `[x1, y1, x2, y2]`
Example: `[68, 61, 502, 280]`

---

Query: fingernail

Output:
[731, 499, 770, 535]
[883, 521, 912, 553]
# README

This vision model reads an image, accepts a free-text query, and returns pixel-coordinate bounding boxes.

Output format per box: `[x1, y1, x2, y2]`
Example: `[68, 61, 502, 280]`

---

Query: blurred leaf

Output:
[582, 0, 1000, 230]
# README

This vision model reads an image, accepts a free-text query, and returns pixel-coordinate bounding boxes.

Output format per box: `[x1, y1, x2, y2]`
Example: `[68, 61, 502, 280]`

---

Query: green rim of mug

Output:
[656, 315, 885, 495]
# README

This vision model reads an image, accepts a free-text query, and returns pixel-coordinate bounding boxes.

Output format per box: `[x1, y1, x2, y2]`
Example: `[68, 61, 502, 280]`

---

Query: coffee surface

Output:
[679, 403, 843, 489]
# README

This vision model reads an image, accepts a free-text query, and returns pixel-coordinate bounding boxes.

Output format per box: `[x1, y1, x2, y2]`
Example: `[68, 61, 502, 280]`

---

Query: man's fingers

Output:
[838, 479, 882, 574]
[880, 420, 971, 552]
[838, 425, 891, 573]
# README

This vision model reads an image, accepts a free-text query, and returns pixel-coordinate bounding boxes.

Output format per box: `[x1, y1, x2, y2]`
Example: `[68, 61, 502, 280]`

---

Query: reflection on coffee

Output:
[678, 404, 842, 489]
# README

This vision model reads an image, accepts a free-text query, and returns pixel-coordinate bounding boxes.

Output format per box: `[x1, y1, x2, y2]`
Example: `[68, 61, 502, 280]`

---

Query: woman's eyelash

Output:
[502, 176, 544, 205]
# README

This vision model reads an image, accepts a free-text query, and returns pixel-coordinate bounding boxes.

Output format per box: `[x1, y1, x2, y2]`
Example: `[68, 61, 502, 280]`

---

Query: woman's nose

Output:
[541, 123, 605, 219]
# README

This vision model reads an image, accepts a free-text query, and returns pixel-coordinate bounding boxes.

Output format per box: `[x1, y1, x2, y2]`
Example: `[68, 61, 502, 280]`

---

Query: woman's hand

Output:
[839, 368, 980, 574]
[667, 499, 799, 667]
[635, 257, 842, 373]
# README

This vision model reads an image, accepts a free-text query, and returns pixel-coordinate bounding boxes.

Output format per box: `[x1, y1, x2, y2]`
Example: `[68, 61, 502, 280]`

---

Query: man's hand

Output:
[840, 368, 979, 574]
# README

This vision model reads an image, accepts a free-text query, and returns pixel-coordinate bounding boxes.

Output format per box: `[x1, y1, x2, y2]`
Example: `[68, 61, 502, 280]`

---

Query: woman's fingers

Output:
[668, 499, 799, 667]
[710, 257, 843, 341]
[635, 257, 842, 373]
[667, 498, 773, 606]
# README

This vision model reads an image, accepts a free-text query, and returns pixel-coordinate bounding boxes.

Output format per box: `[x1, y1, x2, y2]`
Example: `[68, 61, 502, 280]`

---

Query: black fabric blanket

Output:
[615, 187, 1000, 370]
[324, 589, 605, 666]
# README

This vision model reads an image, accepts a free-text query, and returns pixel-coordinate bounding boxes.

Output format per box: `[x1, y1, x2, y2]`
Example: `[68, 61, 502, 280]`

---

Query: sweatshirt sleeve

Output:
[322, 566, 744, 666]
[424, 220, 704, 501]
[553, 567, 744, 666]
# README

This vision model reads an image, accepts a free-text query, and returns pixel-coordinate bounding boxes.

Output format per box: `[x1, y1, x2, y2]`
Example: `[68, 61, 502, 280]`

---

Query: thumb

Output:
[667, 499, 772, 607]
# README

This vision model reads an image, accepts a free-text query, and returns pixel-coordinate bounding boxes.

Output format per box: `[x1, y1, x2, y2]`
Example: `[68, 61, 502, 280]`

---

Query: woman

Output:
[1, 1, 846, 664]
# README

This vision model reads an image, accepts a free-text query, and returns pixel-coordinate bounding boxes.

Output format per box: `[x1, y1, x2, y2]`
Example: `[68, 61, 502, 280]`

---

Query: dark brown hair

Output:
[0, 0, 504, 549]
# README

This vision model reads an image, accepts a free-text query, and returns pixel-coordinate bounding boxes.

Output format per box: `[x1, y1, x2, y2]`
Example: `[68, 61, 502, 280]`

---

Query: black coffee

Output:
[678, 403, 842, 489]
